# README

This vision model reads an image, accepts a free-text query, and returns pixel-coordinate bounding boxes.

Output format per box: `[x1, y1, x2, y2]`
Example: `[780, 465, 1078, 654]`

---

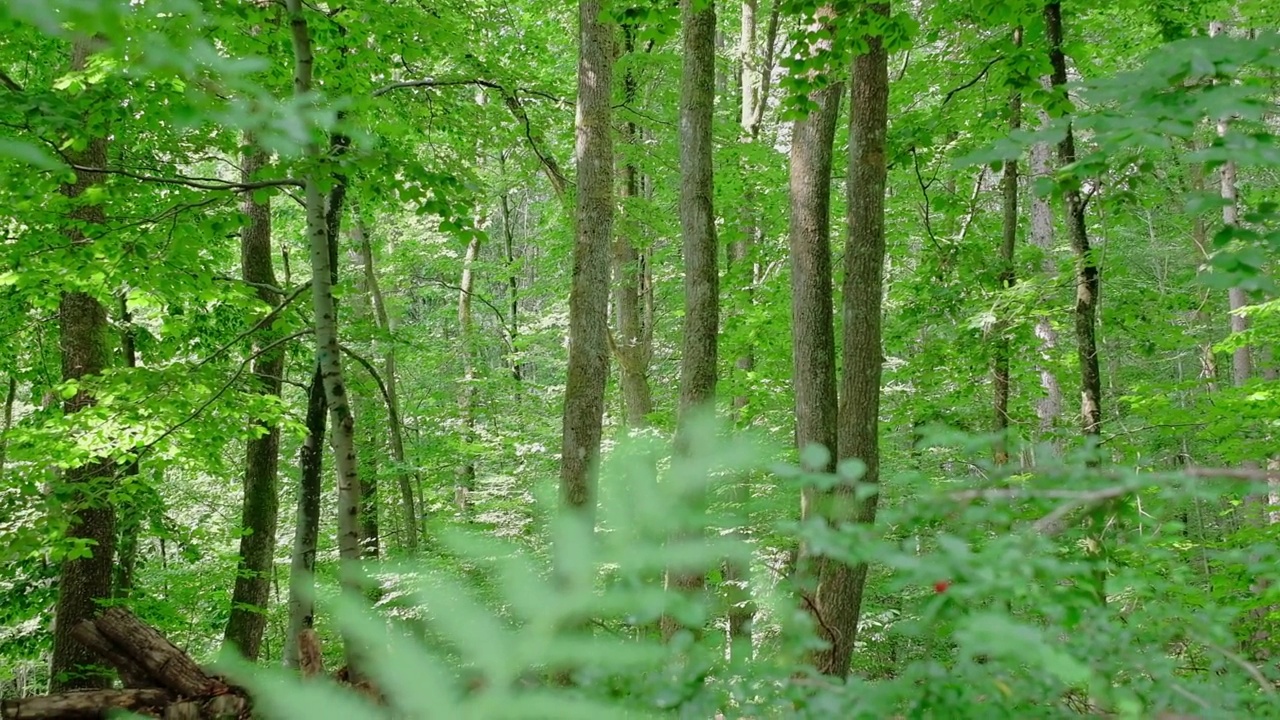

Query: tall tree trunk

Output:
[559, 0, 614, 516]
[787, 6, 842, 653]
[724, 0, 762, 663]
[992, 29, 1022, 465]
[662, 0, 718, 643]
[51, 38, 117, 693]
[348, 240, 382, 560]
[613, 25, 654, 430]
[456, 230, 481, 514]
[1029, 135, 1063, 446]
[500, 192, 525, 384]
[818, 4, 890, 677]
[355, 218, 418, 549]
[286, 0, 364, 676]
[224, 145, 284, 661]
[0, 375, 14, 477]
[283, 365, 325, 670]
[284, 127, 350, 668]
[113, 296, 141, 600]
[1045, 2, 1102, 441]
[1210, 23, 1252, 390]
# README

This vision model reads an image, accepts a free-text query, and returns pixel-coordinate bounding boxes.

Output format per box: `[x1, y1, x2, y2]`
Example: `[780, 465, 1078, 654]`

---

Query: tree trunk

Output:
[456, 231, 481, 514]
[819, 4, 890, 677]
[286, 0, 364, 676]
[113, 296, 141, 600]
[500, 193, 525, 383]
[992, 29, 1022, 465]
[661, 0, 718, 643]
[0, 375, 13, 477]
[223, 145, 283, 662]
[1211, 22, 1252, 390]
[283, 364, 325, 670]
[348, 242, 382, 560]
[355, 218, 418, 549]
[612, 25, 654, 430]
[724, 0, 762, 663]
[1028, 96, 1063, 450]
[787, 6, 843, 658]
[1045, 2, 1102, 441]
[558, 0, 614, 516]
[50, 38, 117, 693]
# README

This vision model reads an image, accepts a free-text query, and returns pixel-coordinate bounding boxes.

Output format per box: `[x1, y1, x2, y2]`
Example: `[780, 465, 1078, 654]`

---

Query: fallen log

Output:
[0, 688, 171, 720]
[90, 607, 225, 697]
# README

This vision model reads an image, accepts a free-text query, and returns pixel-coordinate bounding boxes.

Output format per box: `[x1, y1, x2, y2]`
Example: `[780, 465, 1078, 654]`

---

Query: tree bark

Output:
[456, 231, 481, 513]
[50, 37, 117, 693]
[1045, 2, 1102, 440]
[1209, 23, 1252, 390]
[283, 364, 325, 670]
[992, 28, 1022, 465]
[355, 218, 418, 549]
[286, 0, 364, 676]
[558, 0, 614, 516]
[0, 375, 13, 477]
[787, 7, 842, 656]
[223, 144, 283, 662]
[612, 25, 654, 430]
[818, 4, 890, 677]
[661, 0, 718, 643]
[112, 296, 141, 600]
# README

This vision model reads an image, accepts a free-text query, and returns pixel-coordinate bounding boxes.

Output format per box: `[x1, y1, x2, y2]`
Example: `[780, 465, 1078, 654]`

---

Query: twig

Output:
[1199, 639, 1276, 695]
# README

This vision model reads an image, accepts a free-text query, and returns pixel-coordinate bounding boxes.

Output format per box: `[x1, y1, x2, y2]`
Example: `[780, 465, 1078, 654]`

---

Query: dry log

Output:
[69, 620, 153, 688]
[0, 688, 170, 720]
[92, 607, 224, 697]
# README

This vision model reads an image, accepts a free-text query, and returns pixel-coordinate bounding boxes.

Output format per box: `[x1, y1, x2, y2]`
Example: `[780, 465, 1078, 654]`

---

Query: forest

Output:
[1, 0, 1279, 717]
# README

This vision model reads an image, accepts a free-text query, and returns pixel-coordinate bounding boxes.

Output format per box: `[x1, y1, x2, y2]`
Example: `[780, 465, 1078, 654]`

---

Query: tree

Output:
[49, 37, 117, 692]
[1044, 1, 1102, 441]
[285, 0, 364, 674]
[662, 0, 719, 642]
[992, 28, 1022, 465]
[558, 0, 614, 516]
[818, 1, 891, 677]
[223, 144, 283, 662]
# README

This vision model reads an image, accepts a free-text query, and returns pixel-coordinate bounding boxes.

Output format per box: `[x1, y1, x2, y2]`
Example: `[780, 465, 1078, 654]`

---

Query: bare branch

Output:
[65, 164, 302, 192]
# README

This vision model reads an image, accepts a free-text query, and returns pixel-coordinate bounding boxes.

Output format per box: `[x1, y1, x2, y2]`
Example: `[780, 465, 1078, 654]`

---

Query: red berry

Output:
[933, 580, 951, 594]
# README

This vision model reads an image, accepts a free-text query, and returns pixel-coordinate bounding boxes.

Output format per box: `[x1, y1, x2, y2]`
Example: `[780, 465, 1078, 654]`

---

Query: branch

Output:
[418, 276, 516, 354]
[65, 164, 303, 192]
[339, 344, 402, 435]
[374, 76, 568, 198]
[941, 55, 1004, 108]
[138, 329, 312, 457]
[0, 69, 24, 92]
[193, 281, 312, 372]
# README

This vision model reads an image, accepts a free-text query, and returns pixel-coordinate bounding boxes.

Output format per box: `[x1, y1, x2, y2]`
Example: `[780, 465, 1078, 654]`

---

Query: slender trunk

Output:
[788, 8, 842, 651]
[725, 0, 761, 663]
[751, 0, 781, 138]
[559, 0, 614, 517]
[1209, 24, 1252, 389]
[456, 231, 481, 513]
[818, 4, 890, 677]
[500, 193, 524, 383]
[1045, 2, 1102, 440]
[992, 29, 1022, 465]
[662, 0, 718, 643]
[112, 296, 142, 600]
[348, 242, 382, 559]
[283, 364, 325, 670]
[50, 38, 116, 693]
[355, 219, 418, 549]
[613, 25, 654, 429]
[0, 375, 14, 476]
[1029, 105, 1063, 448]
[223, 145, 284, 660]
[286, 0, 363, 676]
